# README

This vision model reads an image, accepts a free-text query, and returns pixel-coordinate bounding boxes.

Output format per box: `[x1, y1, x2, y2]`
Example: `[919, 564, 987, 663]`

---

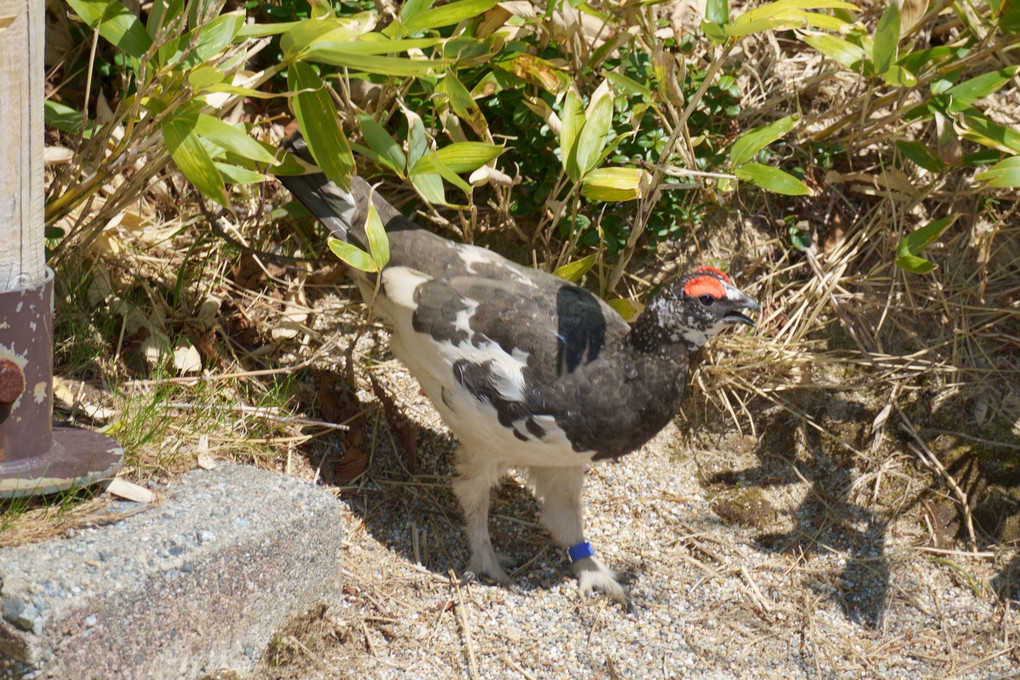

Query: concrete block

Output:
[0, 463, 344, 679]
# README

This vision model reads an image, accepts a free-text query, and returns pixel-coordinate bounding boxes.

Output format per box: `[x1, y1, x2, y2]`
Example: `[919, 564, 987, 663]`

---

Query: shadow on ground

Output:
[295, 372, 580, 595]
[703, 397, 891, 628]
[700, 386, 1020, 626]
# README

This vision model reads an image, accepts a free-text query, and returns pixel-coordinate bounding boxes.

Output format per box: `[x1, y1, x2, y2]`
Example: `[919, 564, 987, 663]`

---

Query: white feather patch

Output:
[381, 266, 432, 311]
[485, 345, 530, 402]
[454, 297, 480, 342]
[456, 245, 538, 287]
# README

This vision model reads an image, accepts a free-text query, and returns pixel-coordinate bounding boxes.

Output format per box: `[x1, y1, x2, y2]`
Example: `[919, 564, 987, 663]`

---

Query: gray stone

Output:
[1, 600, 40, 634]
[0, 463, 344, 679]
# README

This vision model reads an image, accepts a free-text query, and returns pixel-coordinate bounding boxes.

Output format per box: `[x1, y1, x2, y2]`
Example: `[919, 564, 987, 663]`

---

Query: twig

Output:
[911, 546, 995, 558]
[904, 438, 979, 552]
[204, 207, 332, 265]
[739, 565, 774, 614]
[605, 655, 621, 680]
[124, 329, 345, 388]
[361, 620, 377, 657]
[282, 634, 327, 670]
[450, 570, 480, 680]
[160, 401, 350, 430]
[501, 654, 538, 680]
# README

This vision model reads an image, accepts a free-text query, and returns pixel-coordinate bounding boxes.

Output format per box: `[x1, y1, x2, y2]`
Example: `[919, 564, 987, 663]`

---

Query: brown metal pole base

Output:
[0, 270, 124, 499]
[0, 426, 124, 498]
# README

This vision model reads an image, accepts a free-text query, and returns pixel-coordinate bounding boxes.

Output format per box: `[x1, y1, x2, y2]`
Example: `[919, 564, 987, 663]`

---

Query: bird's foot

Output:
[572, 556, 634, 612]
[468, 549, 516, 585]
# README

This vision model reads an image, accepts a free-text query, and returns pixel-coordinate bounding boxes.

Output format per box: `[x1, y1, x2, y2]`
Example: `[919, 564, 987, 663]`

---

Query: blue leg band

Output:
[568, 541, 595, 562]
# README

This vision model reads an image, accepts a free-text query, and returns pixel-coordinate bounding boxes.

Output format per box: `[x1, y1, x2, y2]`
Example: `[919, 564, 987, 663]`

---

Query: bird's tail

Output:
[278, 135, 360, 244]
[278, 134, 417, 249]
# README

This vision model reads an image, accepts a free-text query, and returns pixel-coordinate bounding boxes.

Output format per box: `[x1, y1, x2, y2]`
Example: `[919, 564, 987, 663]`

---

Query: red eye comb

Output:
[693, 266, 732, 284]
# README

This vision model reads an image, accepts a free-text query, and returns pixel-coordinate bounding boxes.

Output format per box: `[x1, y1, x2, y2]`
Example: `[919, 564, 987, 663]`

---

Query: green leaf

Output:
[580, 167, 651, 201]
[400, 0, 432, 26]
[899, 45, 959, 76]
[604, 72, 653, 101]
[146, 0, 183, 37]
[896, 214, 957, 274]
[553, 253, 597, 282]
[187, 65, 227, 91]
[799, 30, 867, 69]
[727, 9, 849, 37]
[403, 0, 499, 32]
[706, 0, 729, 25]
[45, 100, 94, 137]
[358, 114, 406, 175]
[162, 112, 228, 206]
[364, 204, 390, 270]
[730, 115, 798, 167]
[872, 2, 900, 76]
[895, 252, 937, 274]
[881, 64, 917, 87]
[194, 115, 279, 165]
[701, 20, 728, 43]
[607, 298, 639, 321]
[946, 67, 1020, 113]
[281, 13, 378, 58]
[734, 163, 813, 195]
[302, 36, 442, 56]
[403, 108, 446, 202]
[575, 88, 614, 177]
[560, 91, 585, 181]
[448, 144, 500, 176]
[421, 151, 473, 196]
[238, 20, 300, 39]
[728, 0, 858, 37]
[288, 62, 354, 187]
[214, 163, 267, 185]
[301, 48, 442, 77]
[788, 225, 811, 251]
[895, 140, 944, 173]
[411, 172, 447, 204]
[438, 71, 488, 137]
[66, 0, 152, 59]
[994, 0, 1020, 33]
[974, 156, 1020, 187]
[189, 11, 244, 64]
[410, 142, 504, 174]
[328, 237, 379, 273]
[405, 107, 429, 170]
[957, 108, 1020, 154]
[794, 10, 849, 30]
[735, 0, 859, 24]
[961, 149, 1003, 166]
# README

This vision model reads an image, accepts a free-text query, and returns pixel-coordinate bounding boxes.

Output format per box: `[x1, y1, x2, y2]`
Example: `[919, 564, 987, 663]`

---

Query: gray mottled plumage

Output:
[279, 135, 759, 607]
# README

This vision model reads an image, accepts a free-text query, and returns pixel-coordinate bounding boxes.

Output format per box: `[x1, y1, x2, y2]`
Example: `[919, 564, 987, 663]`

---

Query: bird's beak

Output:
[723, 289, 760, 327]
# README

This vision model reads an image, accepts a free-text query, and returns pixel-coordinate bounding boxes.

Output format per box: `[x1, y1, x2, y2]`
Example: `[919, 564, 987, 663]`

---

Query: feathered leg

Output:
[451, 448, 514, 583]
[528, 466, 630, 606]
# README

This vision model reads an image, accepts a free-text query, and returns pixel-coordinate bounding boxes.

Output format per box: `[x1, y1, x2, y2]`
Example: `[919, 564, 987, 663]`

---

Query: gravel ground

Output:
[245, 306, 1020, 680]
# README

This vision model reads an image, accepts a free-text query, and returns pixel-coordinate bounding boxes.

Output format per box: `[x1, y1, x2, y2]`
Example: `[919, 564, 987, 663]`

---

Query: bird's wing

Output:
[380, 269, 662, 458]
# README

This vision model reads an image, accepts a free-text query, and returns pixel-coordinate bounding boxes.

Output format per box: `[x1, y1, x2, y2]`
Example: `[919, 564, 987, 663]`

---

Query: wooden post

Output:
[0, 0, 123, 497]
[0, 0, 46, 290]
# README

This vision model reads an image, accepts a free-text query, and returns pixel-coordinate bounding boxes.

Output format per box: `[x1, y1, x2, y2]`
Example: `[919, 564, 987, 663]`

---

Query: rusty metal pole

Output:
[0, 0, 122, 497]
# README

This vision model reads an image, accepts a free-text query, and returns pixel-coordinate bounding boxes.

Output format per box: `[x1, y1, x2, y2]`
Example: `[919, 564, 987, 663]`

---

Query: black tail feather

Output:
[278, 135, 359, 243]
[278, 134, 424, 250]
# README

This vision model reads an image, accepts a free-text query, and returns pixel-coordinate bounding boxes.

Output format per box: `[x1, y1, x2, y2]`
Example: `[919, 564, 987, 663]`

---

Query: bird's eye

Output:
[699, 295, 715, 306]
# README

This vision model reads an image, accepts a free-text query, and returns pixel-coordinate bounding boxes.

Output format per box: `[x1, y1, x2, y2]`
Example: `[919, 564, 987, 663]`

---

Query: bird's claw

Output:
[468, 550, 516, 585]
[573, 556, 634, 611]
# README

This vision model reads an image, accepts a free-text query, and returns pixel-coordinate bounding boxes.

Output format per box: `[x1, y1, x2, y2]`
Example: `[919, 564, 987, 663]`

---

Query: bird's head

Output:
[632, 266, 760, 352]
